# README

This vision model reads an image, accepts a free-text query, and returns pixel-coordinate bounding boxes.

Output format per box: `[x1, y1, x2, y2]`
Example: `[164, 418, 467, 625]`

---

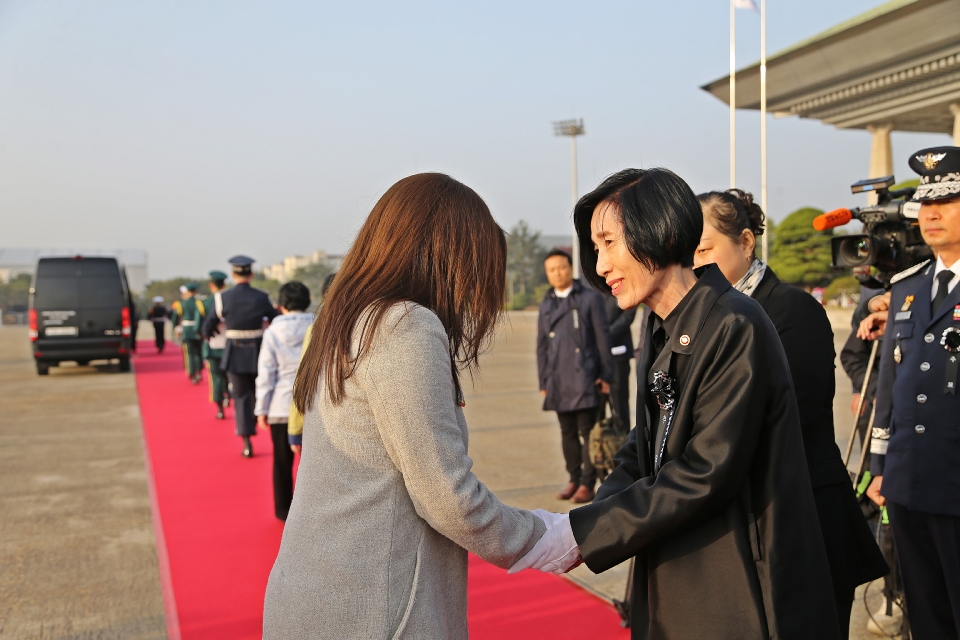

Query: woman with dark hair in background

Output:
[262, 173, 547, 639]
[694, 189, 888, 638]
[512, 168, 841, 639]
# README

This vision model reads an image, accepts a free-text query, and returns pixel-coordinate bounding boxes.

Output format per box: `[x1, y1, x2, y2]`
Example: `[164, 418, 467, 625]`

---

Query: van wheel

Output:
[118, 357, 131, 373]
[37, 362, 50, 376]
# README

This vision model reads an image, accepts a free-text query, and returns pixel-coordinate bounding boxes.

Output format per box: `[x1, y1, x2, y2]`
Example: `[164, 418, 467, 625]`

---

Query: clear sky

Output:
[0, 1, 951, 280]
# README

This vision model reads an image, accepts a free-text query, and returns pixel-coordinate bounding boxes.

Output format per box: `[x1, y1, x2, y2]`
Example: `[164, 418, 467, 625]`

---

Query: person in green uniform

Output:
[203, 271, 231, 419]
[171, 283, 205, 384]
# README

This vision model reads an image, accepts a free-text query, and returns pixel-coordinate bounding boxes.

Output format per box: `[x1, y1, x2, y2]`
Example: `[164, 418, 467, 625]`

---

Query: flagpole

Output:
[760, 0, 768, 262]
[729, 0, 736, 189]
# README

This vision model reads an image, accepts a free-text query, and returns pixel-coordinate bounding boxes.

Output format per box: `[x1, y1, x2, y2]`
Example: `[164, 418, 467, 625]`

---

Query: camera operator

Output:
[858, 146, 960, 640]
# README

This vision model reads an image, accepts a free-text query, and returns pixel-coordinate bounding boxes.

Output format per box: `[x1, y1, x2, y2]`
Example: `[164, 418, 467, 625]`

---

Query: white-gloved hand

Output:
[508, 509, 581, 575]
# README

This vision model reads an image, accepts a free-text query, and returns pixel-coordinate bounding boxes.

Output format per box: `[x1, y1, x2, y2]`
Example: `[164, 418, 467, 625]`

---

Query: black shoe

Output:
[216, 409, 224, 420]
[242, 437, 253, 458]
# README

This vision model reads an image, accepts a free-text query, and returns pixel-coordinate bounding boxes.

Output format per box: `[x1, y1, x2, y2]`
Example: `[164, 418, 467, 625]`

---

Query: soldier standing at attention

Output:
[147, 296, 168, 353]
[203, 256, 278, 457]
[203, 271, 231, 420]
[860, 146, 960, 640]
[171, 283, 205, 384]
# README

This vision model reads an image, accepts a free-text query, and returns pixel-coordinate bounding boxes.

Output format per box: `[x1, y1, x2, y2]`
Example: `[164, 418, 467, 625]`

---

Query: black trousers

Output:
[152, 321, 165, 351]
[888, 501, 960, 639]
[270, 422, 294, 521]
[227, 372, 257, 437]
[557, 408, 597, 489]
[610, 356, 632, 425]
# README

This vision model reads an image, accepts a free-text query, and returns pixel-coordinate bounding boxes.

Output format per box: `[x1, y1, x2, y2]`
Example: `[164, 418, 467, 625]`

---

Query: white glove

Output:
[508, 509, 581, 575]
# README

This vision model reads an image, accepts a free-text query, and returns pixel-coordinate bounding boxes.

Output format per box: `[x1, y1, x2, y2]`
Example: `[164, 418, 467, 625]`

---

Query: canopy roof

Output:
[701, 0, 960, 132]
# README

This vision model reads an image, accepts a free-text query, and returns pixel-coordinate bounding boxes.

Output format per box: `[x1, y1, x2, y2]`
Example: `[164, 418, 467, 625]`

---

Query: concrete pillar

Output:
[951, 103, 960, 146]
[867, 123, 894, 204]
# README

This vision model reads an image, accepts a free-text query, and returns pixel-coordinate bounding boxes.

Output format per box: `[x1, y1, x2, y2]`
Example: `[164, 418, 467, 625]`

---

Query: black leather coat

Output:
[753, 269, 887, 600]
[569, 266, 840, 640]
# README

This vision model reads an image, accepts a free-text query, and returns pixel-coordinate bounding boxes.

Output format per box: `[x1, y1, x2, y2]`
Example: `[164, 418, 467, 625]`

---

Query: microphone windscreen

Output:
[812, 208, 853, 231]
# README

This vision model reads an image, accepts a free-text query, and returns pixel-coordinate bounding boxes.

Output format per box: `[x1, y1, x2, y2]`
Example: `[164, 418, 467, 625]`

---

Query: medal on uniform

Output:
[893, 344, 902, 364]
[901, 295, 914, 312]
[942, 328, 960, 395]
[954, 304, 960, 321]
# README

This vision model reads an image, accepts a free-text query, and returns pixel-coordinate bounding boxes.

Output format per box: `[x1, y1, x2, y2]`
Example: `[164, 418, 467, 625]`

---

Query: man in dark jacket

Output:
[202, 255, 278, 458]
[604, 295, 636, 425]
[537, 249, 613, 504]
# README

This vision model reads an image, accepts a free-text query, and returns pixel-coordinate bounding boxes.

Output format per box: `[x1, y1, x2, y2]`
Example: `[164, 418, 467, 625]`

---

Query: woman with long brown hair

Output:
[262, 173, 547, 639]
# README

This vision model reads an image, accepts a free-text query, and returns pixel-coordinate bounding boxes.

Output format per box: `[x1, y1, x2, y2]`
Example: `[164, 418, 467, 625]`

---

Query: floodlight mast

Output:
[553, 118, 585, 278]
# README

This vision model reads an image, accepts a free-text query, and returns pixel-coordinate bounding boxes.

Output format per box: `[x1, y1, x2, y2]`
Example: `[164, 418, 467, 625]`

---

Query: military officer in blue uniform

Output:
[861, 146, 960, 640]
[202, 271, 231, 420]
[203, 256, 278, 457]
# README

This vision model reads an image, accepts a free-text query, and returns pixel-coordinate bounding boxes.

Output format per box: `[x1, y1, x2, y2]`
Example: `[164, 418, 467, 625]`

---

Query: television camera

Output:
[813, 175, 932, 289]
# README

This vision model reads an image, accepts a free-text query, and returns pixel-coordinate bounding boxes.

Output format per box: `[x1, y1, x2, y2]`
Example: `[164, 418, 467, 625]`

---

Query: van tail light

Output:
[29, 309, 39, 341]
[121, 307, 132, 337]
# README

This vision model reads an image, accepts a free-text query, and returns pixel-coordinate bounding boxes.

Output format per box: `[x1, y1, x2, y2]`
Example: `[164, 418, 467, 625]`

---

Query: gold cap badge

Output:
[917, 153, 947, 171]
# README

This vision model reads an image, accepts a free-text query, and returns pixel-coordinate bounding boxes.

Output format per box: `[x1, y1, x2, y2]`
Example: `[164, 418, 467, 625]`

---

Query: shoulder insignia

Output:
[890, 259, 931, 284]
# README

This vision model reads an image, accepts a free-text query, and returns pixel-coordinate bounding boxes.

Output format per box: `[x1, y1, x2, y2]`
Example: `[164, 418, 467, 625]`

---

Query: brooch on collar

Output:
[651, 370, 675, 411]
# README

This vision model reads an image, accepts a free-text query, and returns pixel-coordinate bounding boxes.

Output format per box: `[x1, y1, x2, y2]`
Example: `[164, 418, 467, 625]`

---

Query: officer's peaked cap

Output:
[209, 270, 228, 282]
[910, 146, 960, 202]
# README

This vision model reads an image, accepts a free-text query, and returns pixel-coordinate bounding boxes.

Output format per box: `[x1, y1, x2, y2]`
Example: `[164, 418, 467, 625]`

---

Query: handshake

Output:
[508, 509, 582, 575]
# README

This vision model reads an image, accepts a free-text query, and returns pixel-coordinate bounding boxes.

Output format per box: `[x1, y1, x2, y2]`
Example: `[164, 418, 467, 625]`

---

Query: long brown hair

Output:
[293, 173, 507, 412]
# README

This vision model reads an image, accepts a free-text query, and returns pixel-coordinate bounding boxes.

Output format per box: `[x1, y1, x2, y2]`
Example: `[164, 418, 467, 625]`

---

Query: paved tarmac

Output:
[0, 327, 166, 640]
[1, 310, 898, 639]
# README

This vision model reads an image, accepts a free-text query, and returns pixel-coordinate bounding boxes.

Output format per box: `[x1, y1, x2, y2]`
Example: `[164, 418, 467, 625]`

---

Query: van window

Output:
[79, 277, 125, 307]
[34, 278, 80, 309]
[36, 261, 81, 278]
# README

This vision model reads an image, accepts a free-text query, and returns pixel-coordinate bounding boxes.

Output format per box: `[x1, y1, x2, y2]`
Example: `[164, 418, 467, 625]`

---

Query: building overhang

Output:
[701, 0, 960, 133]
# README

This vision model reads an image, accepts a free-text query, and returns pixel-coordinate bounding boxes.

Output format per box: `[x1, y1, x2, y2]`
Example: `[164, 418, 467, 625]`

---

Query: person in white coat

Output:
[255, 281, 313, 521]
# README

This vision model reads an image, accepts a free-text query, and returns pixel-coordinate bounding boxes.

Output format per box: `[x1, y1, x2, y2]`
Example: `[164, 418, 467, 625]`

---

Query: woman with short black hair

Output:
[695, 188, 888, 639]
[512, 168, 842, 639]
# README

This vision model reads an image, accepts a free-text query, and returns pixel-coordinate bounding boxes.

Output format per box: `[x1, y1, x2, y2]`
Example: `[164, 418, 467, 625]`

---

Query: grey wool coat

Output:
[262, 303, 545, 639]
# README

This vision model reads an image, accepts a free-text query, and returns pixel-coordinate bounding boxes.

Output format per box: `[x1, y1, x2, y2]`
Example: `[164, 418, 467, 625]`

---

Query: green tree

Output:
[140, 277, 200, 310]
[506, 221, 548, 310]
[823, 275, 860, 303]
[0, 273, 32, 312]
[250, 273, 282, 302]
[287, 262, 333, 310]
[767, 207, 834, 288]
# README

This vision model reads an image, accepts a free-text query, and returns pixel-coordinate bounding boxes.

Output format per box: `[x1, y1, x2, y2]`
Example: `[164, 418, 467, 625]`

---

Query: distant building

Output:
[0, 248, 148, 293]
[702, 0, 960, 186]
[261, 250, 344, 283]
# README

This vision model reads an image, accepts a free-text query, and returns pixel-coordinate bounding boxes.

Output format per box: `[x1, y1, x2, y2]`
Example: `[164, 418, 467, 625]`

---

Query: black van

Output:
[29, 256, 134, 375]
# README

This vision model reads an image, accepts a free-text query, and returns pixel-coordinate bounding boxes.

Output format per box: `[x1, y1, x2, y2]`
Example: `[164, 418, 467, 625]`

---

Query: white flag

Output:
[734, 0, 759, 10]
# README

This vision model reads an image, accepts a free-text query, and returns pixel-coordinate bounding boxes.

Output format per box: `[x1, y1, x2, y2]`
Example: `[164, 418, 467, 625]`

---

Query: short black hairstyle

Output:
[573, 168, 702, 293]
[321, 272, 336, 297]
[278, 281, 311, 312]
[544, 248, 572, 265]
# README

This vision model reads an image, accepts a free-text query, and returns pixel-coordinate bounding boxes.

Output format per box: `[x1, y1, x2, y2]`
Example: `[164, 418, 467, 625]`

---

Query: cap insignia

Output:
[917, 152, 947, 171]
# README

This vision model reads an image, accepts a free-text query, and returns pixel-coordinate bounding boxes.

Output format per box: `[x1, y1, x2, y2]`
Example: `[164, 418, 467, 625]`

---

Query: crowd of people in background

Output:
[146, 257, 336, 523]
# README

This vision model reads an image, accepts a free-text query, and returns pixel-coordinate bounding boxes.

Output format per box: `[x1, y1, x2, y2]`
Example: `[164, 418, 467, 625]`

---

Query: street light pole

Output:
[553, 118, 585, 278]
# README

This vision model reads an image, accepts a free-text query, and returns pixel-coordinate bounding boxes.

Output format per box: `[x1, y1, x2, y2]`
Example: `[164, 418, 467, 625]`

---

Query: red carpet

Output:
[134, 342, 630, 639]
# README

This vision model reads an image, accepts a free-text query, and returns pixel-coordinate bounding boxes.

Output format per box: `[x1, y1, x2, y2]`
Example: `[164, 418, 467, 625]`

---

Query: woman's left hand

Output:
[257, 415, 270, 431]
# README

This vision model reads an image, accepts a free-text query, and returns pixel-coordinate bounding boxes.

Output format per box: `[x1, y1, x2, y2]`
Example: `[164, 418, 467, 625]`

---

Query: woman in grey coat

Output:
[262, 173, 547, 639]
